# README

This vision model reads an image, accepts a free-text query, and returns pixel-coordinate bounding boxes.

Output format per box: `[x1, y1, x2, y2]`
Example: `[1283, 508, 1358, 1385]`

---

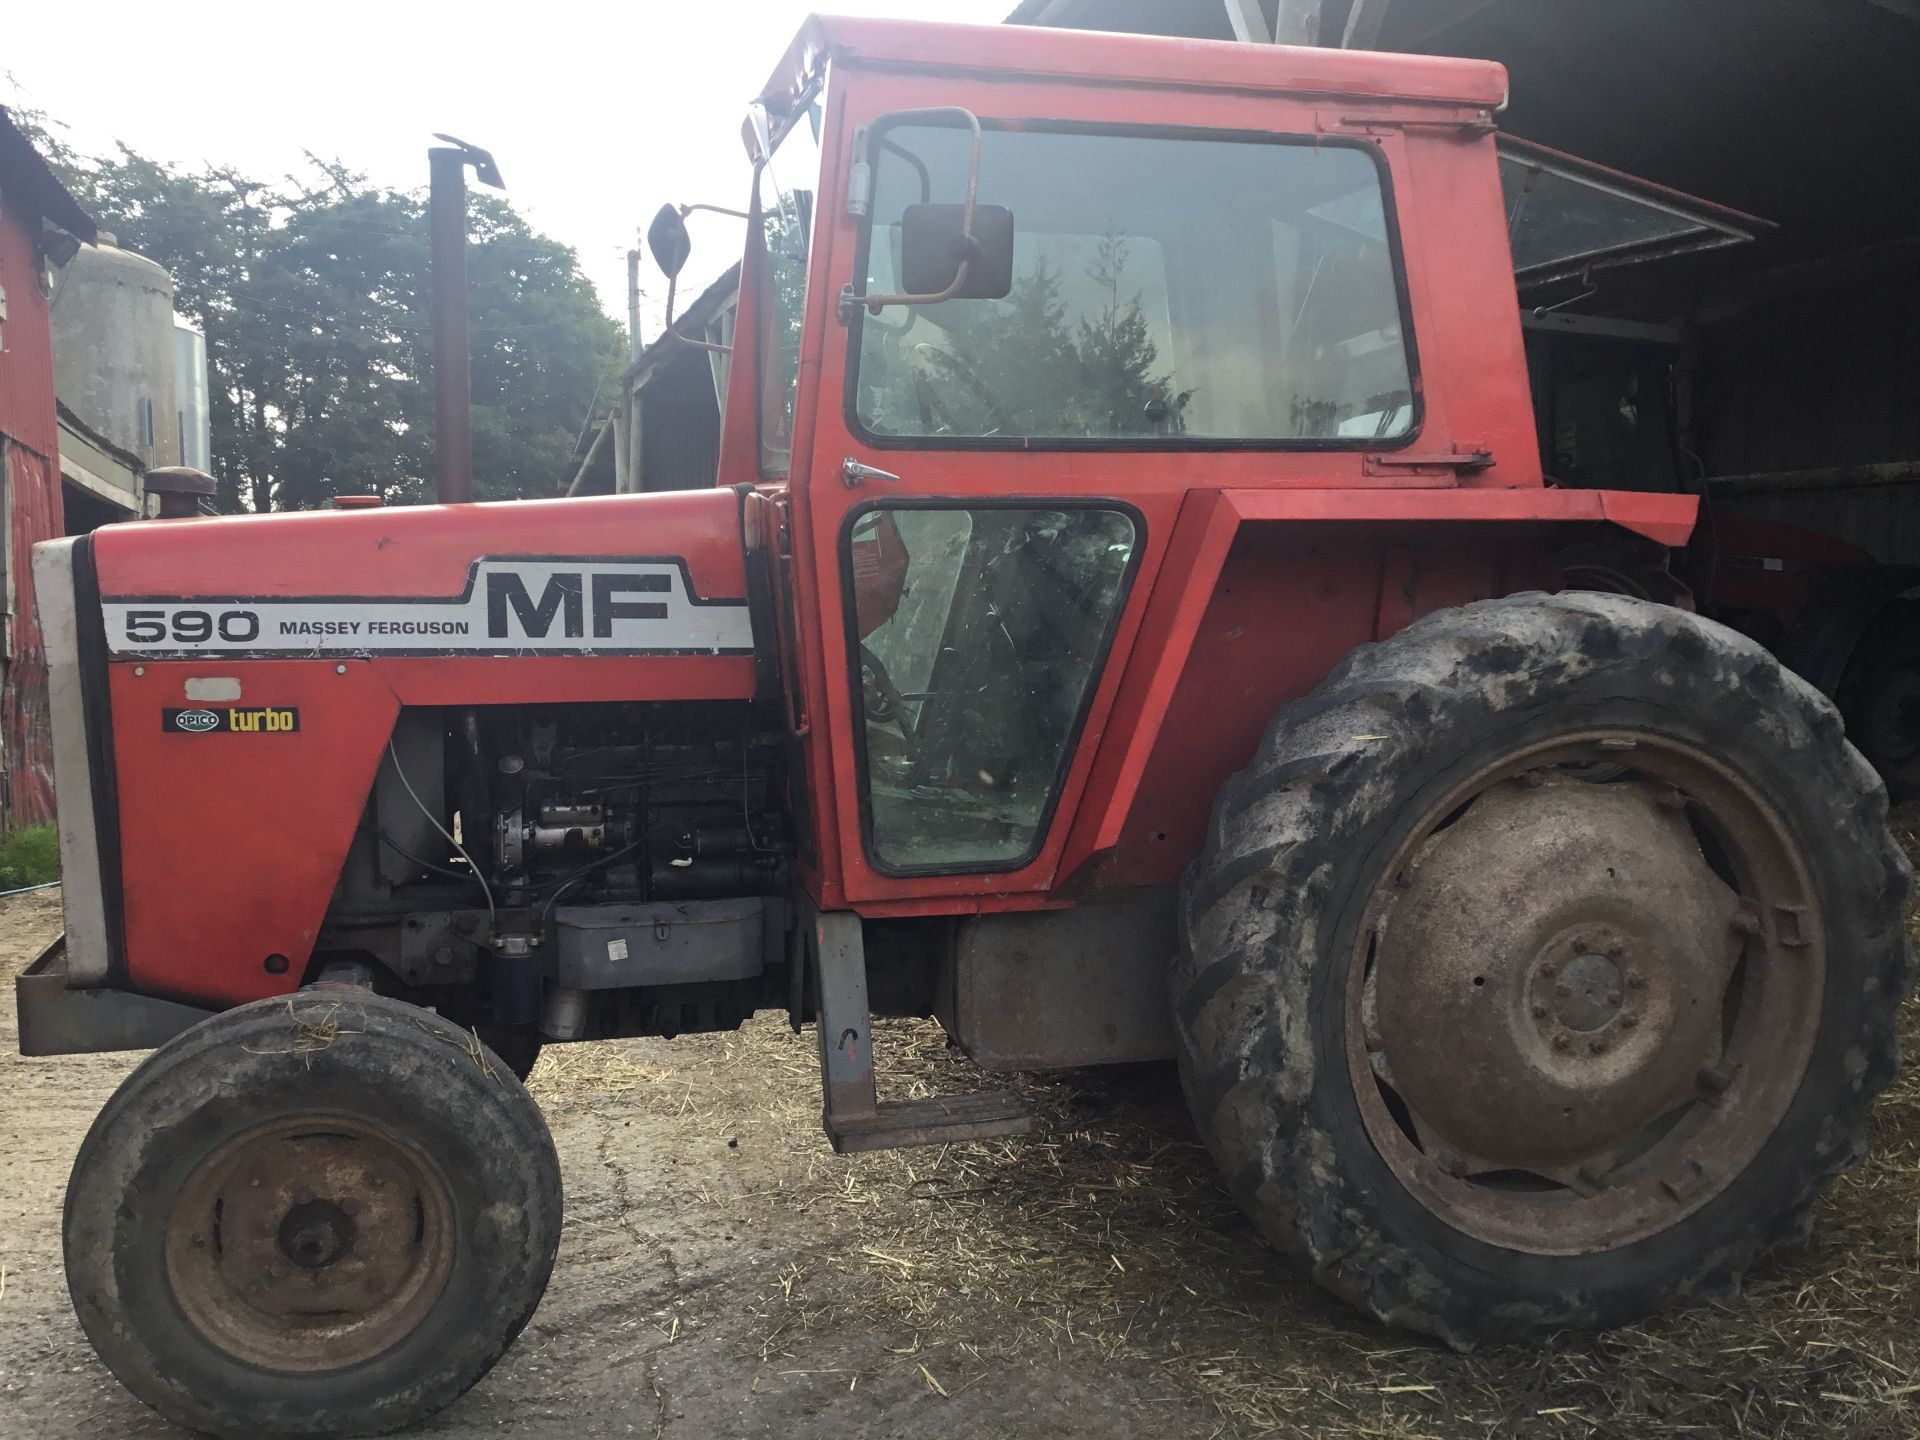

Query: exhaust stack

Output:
[427, 134, 504, 504]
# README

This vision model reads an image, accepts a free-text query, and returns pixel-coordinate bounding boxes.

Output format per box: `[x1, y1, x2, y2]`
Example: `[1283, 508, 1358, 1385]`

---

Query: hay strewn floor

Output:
[524, 813, 1920, 1439]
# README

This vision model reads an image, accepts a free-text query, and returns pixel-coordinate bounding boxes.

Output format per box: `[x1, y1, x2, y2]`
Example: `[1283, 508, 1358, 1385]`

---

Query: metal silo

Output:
[49, 233, 180, 468]
[173, 318, 211, 472]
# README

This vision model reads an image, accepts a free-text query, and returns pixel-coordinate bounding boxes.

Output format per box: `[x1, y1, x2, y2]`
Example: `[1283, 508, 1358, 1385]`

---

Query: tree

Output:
[18, 110, 621, 511]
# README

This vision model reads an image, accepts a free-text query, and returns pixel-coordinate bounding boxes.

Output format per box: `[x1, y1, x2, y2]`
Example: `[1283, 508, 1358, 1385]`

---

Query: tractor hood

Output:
[88, 488, 758, 662]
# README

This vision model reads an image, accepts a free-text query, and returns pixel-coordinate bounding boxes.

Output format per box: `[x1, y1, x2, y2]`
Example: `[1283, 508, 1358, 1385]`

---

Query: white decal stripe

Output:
[103, 558, 754, 658]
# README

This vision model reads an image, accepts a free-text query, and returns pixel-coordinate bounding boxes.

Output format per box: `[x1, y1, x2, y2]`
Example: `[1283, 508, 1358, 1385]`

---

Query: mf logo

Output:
[485, 570, 672, 641]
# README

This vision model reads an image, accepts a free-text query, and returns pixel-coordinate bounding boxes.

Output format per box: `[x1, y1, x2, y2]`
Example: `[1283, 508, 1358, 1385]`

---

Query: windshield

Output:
[853, 126, 1415, 446]
[757, 97, 824, 474]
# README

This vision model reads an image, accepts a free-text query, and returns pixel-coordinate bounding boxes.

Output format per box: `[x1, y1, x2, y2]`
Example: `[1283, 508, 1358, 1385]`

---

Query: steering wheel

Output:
[859, 643, 922, 763]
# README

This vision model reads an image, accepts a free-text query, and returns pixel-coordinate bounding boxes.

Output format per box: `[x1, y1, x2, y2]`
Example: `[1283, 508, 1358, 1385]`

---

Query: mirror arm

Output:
[836, 106, 983, 325]
[658, 267, 734, 355]
[655, 182, 758, 357]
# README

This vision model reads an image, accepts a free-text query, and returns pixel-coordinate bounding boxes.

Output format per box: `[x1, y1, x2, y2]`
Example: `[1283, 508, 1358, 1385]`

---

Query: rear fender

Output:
[1056, 486, 1698, 891]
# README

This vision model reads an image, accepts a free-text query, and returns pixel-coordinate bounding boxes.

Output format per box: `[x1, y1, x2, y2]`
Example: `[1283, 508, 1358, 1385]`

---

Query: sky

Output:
[3, 0, 1012, 338]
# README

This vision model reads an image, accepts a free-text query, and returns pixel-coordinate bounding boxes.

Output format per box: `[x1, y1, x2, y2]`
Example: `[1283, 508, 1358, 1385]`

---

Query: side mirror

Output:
[899, 203, 1015, 301]
[646, 204, 691, 281]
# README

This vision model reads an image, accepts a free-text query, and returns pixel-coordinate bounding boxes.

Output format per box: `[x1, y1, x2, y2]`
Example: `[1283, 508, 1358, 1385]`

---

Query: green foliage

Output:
[0, 824, 60, 888]
[18, 111, 623, 510]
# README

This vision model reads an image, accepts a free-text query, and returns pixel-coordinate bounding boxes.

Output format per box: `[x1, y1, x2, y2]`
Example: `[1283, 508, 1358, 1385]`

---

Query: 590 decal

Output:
[102, 557, 754, 659]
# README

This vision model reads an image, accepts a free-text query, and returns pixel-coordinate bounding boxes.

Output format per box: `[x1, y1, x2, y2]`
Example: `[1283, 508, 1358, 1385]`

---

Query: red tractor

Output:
[20, 18, 1911, 1438]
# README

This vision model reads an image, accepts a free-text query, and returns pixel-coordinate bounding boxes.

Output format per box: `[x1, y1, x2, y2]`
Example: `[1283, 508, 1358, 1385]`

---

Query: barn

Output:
[0, 108, 95, 829]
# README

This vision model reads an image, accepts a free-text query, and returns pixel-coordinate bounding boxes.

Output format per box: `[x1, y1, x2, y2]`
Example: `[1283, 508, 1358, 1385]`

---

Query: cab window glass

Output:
[854, 127, 1413, 445]
[849, 505, 1138, 872]
[758, 98, 824, 474]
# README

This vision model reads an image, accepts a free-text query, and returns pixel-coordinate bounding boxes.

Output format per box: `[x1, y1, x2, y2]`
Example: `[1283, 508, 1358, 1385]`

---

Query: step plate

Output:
[825, 1091, 1032, 1155]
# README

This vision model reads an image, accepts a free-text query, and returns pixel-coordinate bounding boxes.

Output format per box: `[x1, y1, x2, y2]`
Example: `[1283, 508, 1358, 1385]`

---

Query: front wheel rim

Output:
[164, 1112, 457, 1371]
[1344, 729, 1825, 1256]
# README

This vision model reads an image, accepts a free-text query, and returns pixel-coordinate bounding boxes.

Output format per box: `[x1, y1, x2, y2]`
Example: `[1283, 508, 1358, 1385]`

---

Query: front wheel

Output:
[65, 992, 563, 1438]
[1174, 592, 1911, 1347]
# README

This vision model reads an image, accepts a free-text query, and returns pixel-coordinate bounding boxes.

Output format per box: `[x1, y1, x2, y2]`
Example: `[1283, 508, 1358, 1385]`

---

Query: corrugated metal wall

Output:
[0, 200, 59, 458]
[1715, 478, 1920, 566]
[1699, 241, 1920, 560]
[0, 193, 65, 828]
[3, 441, 57, 826]
[1698, 247, 1920, 480]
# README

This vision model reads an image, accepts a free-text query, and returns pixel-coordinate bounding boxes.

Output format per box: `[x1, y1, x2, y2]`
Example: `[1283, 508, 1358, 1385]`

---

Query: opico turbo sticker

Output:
[163, 707, 300, 735]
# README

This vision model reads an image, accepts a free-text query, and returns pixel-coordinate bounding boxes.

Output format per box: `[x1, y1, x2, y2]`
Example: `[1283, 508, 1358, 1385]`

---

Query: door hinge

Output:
[1364, 447, 1495, 478]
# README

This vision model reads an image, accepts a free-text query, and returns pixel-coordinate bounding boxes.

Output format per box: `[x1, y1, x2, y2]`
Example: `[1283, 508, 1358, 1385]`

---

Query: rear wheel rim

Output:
[1344, 729, 1825, 1256]
[164, 1112, 456, 1371]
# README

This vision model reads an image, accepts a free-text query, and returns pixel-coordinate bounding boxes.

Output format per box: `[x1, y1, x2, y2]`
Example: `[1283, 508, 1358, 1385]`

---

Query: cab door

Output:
[768, 97, 1155, 908]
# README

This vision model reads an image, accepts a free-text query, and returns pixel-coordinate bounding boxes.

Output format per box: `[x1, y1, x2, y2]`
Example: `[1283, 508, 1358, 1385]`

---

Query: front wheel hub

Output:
[164, 1114, 456, 1372]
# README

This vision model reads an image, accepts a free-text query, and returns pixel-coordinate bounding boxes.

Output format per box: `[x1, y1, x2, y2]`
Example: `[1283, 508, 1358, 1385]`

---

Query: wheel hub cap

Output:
[1349, 732, 1827, 1256]
[1375, 776, 1738, 1174]
[165, 1114, 456, 1372]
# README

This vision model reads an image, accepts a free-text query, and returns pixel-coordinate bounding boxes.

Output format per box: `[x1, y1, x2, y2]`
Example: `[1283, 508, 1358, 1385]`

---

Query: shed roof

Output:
[0, 108, 96, 242]
[1002, 0, 1920, 268]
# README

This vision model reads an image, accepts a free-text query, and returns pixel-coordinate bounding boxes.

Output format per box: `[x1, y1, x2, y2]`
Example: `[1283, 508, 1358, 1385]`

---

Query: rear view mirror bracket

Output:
[837, 106, 998, 325]
[648, 198, 752, 355]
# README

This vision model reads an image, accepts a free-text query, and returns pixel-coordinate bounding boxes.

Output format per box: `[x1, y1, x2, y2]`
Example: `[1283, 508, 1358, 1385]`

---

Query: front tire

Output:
[65, 992, 563, 1438]
[1174, 592, 1911, 1347]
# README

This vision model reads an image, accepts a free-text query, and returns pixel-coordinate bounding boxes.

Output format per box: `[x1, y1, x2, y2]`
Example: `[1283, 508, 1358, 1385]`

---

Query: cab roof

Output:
[758, 13, 1508, 123]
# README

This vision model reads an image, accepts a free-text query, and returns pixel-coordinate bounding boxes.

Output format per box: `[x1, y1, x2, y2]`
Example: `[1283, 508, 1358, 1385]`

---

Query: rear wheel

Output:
[65, 992, 562, 1438]
[1175, 592, 1911, 1346]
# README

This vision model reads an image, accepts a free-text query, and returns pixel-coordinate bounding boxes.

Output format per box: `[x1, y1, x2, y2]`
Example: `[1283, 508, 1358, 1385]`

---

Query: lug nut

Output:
[1620, 1014, 1639, 1030]
[1553, 1034, 1571, 1051]
[1627, 970, 1647, 990]
[1589, 1037, 1609, 1054]
[1531, 1001, 1549, 1019]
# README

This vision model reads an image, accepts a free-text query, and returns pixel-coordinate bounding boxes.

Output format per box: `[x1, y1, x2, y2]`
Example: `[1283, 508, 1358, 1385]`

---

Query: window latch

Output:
[842, 458, 902, 489]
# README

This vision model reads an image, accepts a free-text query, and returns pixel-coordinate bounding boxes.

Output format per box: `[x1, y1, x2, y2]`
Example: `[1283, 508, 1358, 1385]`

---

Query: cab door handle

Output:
[842, 458, 902, 489]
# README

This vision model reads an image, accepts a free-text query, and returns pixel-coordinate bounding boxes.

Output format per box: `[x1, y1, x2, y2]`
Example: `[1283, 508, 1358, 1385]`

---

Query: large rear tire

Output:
[1174, 592, 1911, 1347]
[65, 992, 563, 1438]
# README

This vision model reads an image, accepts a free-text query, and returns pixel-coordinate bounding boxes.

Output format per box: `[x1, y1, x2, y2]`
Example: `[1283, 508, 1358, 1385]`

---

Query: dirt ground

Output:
[4, 851, 1920, 1440]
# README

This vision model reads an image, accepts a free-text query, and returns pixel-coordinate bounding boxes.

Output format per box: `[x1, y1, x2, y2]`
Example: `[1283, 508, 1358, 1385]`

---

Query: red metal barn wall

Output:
[0, 191, 62, 828]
